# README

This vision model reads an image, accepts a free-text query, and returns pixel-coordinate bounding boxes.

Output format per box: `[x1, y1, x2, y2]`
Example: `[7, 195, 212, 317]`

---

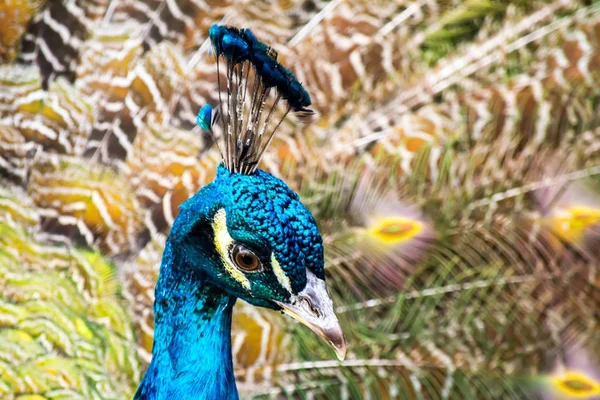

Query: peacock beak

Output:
[275, 270, 347, 361]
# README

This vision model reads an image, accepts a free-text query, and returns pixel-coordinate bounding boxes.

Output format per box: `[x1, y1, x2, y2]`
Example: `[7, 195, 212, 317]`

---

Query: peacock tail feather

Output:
[0, 186, 141, 399]
[1, 0, 599, 398]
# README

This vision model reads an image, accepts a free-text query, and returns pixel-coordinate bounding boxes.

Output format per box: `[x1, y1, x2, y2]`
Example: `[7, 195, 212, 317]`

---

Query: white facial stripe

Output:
[271, 253, 292, 293]
[211, 208, 251, 290]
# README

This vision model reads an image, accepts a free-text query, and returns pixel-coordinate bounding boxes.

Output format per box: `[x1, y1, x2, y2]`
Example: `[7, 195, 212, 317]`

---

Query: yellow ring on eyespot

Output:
[212, 209, 251, 290]
[366, 216, 424, 245]
[549, 371, 600, 398]
[549, 205, 600, 243]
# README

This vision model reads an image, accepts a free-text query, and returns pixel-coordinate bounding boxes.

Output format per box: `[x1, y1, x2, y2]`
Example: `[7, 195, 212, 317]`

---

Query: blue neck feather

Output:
[135, 240, 239, 400]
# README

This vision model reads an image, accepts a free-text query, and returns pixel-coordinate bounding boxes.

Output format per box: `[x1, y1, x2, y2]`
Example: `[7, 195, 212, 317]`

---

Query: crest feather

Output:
[197, 25, 313, 175]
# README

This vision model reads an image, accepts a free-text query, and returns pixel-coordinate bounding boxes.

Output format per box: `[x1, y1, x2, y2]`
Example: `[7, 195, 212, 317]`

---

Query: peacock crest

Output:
[198, 24, 313, 174]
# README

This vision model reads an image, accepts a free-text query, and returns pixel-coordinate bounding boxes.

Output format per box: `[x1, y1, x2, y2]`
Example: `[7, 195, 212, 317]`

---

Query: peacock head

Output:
[173, 165, 345, 358]
[171, 25, 346, 359]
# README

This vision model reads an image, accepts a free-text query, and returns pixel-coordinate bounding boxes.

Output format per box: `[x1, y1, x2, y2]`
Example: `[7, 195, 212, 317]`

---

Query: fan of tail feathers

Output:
[1, 0, 600, 399]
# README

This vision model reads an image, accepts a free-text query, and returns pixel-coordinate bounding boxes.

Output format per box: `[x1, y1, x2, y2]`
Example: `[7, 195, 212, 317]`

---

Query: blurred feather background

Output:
[1, 0, 600, 398]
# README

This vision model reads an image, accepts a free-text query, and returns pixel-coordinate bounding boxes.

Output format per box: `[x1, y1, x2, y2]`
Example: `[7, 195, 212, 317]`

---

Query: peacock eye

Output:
[230, 244, 261, 272]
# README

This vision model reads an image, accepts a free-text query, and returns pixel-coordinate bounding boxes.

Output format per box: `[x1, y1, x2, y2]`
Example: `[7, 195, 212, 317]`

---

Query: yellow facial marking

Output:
[549, 205, 600, 243]
[211, 209, 251, 290]
[549, 371, 600, 398]
[271, 254, 292, 293]
[367, 216, 423, 245]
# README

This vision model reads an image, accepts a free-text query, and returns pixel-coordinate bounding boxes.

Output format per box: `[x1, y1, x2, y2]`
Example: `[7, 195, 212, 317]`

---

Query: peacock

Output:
[134, 24, 346, 399]
[1, 1, 600, 399]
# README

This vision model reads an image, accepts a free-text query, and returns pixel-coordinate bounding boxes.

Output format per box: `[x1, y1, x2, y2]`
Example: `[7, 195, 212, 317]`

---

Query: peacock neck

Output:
[135, 241, 239, 400]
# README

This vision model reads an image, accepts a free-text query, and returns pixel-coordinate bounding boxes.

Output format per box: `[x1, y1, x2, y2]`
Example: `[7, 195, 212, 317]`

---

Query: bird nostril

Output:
[300, 296, 321, 318]
[300, 297, 310, 310]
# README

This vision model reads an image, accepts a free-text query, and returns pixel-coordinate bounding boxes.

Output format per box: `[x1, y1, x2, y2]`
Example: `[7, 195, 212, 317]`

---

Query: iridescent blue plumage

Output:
[208, 25, 226, 57]
[239, 28, 272, 56]
[209, 24, 311, 111]
[226, 167, 325, 286]
[251, 51, 284, 88]
[136, 26, 344, 400]
[135, 244, 237, 399]
[135, 166, 331, 399]
[221, 33, 249, 63]
[283, 71, 312, 110]
[196, 104, 212, 131]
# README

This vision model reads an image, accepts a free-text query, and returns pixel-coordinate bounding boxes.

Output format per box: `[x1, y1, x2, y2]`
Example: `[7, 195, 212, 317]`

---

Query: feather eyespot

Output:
[231, 243, 261, 272]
